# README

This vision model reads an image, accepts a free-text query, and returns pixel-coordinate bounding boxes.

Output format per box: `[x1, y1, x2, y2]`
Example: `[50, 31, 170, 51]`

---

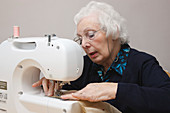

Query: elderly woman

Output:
[32, 1, 170, 113]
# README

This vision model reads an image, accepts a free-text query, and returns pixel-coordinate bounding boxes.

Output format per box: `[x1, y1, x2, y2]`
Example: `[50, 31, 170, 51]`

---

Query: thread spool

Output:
[13, 26, 20, 38]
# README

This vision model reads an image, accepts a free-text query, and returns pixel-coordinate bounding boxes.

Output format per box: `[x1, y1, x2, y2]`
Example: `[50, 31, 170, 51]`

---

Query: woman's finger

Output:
[42, 78, 49, 95]
[48, 80, 55, 96]
[72, 91, 88, 100]
[32, 77, 44, 87]
[61, 93, 79, 100]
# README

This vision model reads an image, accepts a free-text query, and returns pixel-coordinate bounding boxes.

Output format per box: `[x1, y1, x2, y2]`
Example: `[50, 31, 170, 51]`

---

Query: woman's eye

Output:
[87, 31, 95, 38]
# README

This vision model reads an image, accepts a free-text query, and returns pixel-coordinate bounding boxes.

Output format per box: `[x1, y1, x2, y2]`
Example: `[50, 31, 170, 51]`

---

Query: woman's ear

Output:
[112, 26, 120, 41]
[113, 26, 120, 40]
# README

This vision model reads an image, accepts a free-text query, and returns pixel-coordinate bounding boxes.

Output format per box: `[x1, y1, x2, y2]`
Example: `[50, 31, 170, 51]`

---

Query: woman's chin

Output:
[90, 56, 103, 64]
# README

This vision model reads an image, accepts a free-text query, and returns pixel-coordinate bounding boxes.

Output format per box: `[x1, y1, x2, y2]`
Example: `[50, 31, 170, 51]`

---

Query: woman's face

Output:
[77, 16, 115, 65]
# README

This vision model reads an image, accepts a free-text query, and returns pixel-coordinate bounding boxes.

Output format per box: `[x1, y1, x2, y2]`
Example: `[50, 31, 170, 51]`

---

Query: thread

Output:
[13, 26, 20, 38]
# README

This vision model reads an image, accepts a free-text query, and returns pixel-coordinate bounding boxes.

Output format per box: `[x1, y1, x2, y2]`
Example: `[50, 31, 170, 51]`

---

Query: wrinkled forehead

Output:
[77, 15, 101, 34]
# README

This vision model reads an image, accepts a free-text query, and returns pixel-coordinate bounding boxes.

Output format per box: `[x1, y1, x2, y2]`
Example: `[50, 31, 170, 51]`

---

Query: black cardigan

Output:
[63, 48, 170, 113]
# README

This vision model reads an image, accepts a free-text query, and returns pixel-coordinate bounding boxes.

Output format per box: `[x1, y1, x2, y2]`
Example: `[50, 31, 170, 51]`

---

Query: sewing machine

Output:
[0, 35, 84, 113]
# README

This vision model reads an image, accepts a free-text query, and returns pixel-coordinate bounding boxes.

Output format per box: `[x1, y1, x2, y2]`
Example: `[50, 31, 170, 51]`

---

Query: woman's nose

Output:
[81, 37, 90, 48]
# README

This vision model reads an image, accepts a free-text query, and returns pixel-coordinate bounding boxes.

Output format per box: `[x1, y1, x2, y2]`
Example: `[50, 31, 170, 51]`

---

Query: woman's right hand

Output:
[32, 77, 55, 96]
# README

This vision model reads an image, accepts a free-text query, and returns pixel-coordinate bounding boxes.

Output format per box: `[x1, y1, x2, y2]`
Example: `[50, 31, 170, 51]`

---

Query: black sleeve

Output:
[116, 56, 170, 113]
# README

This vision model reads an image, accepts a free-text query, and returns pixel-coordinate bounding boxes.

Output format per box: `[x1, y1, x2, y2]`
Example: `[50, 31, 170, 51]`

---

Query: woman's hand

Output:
[61, 82, 118, 102]
[32, 77, 55, 96]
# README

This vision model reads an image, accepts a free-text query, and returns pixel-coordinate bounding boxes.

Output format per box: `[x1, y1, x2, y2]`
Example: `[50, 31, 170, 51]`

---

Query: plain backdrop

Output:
[0, 0, 170, 71]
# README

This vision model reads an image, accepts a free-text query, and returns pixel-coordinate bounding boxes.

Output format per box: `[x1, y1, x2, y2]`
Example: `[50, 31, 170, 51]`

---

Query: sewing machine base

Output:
[0, 89, 82, 113]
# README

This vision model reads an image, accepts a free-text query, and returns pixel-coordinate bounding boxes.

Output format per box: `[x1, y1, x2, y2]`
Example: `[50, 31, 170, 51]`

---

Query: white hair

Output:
[74, 1, 129, 44]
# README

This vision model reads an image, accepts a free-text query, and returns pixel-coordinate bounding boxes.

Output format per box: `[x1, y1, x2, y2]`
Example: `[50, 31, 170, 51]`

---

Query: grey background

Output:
[0, 0, 170, 71]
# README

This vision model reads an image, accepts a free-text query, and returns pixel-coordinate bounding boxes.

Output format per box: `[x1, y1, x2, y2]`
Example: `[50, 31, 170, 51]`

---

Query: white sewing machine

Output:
[0, 35, 84, 113]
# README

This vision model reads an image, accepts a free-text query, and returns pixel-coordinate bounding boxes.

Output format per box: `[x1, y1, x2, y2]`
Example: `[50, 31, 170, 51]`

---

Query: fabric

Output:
[52, 90, 122, 113]
[79, 101, 121, 113]
[165, 71, 170, 77]
[63, 44, 170, 113]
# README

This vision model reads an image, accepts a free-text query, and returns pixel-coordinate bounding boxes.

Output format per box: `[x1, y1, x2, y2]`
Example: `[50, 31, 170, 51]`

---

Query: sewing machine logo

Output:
[0, 81, 7, 90]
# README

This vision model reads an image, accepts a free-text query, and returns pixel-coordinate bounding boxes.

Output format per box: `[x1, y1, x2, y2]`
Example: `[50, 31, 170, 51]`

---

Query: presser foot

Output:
[54, 90, 63, 97]
[50, 90, 63, 99]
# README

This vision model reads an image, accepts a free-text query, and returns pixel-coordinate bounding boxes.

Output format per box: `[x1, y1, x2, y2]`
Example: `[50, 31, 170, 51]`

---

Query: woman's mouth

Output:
[89, 51, 98, 58]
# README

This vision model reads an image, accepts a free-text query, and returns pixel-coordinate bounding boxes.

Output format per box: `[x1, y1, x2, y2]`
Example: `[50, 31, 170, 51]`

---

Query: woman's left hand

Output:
[61, 82, 118, 102]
